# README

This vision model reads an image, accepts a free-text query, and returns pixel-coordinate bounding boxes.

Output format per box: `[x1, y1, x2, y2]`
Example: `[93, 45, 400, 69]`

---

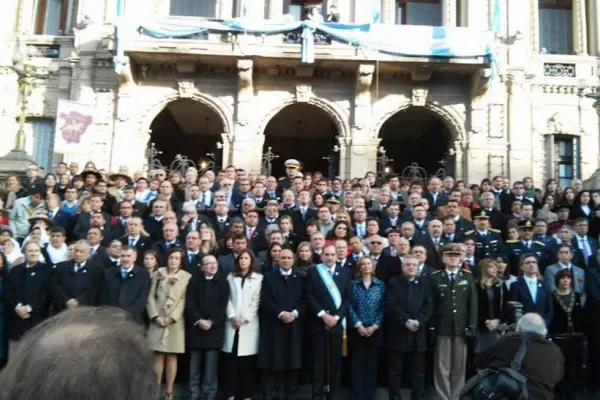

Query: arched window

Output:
[539, 0, 573, 54]
[170, 0, 216, 18]
[397, 0, 442, 26]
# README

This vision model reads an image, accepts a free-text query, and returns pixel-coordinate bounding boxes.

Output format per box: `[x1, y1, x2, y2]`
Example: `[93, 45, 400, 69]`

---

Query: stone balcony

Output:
[530, 53, 599, 86]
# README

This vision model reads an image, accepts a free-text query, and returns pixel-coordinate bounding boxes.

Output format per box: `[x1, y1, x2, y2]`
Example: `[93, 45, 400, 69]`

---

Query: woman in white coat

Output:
[220, 249, 263, 400]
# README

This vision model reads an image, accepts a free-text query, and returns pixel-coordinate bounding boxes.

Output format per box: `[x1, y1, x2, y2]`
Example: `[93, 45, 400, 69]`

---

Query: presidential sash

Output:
[316, 263, 347, 356]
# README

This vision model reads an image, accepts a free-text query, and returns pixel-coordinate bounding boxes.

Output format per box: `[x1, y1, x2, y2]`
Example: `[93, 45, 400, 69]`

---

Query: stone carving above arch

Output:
[545, 112, 584, 136]
[370, 101, 466, 143]
[137, 90, 234, 143]
[258, 95, 351, 138]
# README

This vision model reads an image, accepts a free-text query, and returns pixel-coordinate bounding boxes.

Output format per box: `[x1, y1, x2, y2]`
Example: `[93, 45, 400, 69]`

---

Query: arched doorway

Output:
[149, 99, 224, 169]
[378, 106, 454, 179]
[263, 103, 339, 177]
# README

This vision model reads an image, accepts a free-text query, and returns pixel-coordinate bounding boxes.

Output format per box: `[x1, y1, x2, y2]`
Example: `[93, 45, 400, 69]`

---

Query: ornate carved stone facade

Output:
[0, 0, 598, 183]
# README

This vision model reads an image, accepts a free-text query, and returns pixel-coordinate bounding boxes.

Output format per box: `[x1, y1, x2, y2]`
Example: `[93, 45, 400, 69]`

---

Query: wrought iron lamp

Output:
[0, 45, 59, 185]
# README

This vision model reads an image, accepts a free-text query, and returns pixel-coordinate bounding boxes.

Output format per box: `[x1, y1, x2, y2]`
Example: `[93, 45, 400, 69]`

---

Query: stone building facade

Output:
[0, 0, 599, 186]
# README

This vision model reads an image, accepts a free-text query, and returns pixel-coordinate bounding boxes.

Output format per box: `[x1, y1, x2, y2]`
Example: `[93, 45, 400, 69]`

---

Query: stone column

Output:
[530, 0, 540, 52]
[267, 0, 283, 19]
[458, 0, 488, 30]
[588, 0, 600, 56]
[218, 0, 234, 19]
[573, 0, 588, 55]
[381, 0, 396, 24]
[231, 59, 262, 172]
[442, 0, 457, 27]
[348, 64, 375, 178]
[351, 0, 372, 23]
[505, 69, 532, 180]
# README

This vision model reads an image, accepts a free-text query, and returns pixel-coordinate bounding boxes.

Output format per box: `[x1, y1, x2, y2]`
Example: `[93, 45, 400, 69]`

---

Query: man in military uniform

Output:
[430, 243, 477, 400]
[276, 159, 300, 195]
[464, 209, 505, 260]
[505, 219, 554, 275]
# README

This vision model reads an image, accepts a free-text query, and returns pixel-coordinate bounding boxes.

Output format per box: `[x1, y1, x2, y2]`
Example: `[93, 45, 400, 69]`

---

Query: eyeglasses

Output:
[370, 241, 382, 245]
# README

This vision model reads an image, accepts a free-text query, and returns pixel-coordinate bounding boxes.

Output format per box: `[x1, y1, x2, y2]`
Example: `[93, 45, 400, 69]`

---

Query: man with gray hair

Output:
[52, 240, 104, 313]
[475, 313, 564, 400]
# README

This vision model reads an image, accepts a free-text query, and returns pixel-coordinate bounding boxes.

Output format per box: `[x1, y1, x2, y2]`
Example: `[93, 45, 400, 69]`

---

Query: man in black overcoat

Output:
[185, 254, 230, 400]
[258, 249, 306, 400]
[100, 246, 149, 324]
[52, 240, 104, 313]
[304, 244, 352, 400]
[4, 242, 52, 351]
[386, 255, 433, 400]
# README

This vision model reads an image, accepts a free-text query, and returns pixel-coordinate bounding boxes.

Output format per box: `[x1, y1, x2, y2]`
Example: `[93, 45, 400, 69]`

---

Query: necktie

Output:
[189, 253, 196, 265]
[390, 248, 397, 257]
[580, 238, 591, 263]
[330, 268, 334, 276]
[530, 281, 537, 303]
[121, 269, 128, 279]
[284, 274, 289, 280]
[201, 192, 206, 206]
[129, 237, 135, 246]
[74, 263, 80, 273]
[247, 227, 254, 240]
[449, 272, 455, 282]
[49, 211, 55, 219]
[336, 261, 342, 269]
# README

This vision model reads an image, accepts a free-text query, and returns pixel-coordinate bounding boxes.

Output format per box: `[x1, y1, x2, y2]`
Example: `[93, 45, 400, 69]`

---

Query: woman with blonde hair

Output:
[474, 259, 508, 352]
[0, 175, 27, 210]
[334, 210, 351, 224]
[147, 248, 192, 400]
[199, 224, 219, 257]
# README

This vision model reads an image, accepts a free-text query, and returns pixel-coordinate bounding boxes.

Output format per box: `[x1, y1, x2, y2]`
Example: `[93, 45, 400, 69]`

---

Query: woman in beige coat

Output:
[147, 248, 191, 400]
[220, 249, 263, 400]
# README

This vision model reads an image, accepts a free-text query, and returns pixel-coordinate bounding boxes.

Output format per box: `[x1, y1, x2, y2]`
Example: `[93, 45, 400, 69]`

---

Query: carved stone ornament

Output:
[411, 87, 429, 107]
[357, 64, 375, 94]
[177, 79, 196, 99]
[296, 84, 313, 103]
[547, 112, 583, 136]
[237, 59, 253, 91]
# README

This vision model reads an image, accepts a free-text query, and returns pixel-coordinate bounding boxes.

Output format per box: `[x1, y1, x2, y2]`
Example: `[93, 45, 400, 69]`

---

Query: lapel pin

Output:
[83, 270, 87, 274]
[335, 272, 339, 276]
[30, 272, 36, 276]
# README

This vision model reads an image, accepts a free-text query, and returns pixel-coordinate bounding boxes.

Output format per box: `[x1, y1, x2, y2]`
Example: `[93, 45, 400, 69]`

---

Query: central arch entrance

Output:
[263, 103, 339, 177]
[149, 99, 224, 169]
[378, 106, 454, 180]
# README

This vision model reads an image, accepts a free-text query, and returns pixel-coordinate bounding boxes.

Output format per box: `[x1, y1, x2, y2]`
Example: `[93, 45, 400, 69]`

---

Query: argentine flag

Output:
[372, 0, 381, 23]
[491, 0, 501, 33]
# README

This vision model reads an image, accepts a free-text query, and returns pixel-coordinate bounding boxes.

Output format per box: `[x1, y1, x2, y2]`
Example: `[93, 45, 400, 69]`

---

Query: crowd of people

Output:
[0, 158, 598, 400]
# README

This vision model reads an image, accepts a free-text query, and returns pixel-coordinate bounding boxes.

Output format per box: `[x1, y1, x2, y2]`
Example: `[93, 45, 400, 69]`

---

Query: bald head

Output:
[516, 313, 547, 337]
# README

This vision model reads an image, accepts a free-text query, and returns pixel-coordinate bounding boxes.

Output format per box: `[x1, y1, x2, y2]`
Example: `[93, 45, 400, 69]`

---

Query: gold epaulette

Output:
[490, 229, 501, 233]
[534, 241, 546, 247]
[461, 269, 472, 273]
[432, 270, 443, 275]
[506, 240, 519, 244]
[464, 230, 475, 235]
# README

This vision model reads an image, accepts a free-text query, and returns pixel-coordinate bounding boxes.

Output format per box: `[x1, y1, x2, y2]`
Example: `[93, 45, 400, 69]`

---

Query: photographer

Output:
[474, 313, 564, 400]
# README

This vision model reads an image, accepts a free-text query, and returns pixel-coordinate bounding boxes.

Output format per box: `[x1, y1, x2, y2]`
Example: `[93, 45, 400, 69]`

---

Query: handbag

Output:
[460, 333, 530, 400]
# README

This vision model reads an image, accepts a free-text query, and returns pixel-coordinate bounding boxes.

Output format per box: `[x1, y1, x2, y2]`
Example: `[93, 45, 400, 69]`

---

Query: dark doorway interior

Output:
[149, 99, 223, 168]
[264, 103, 339, 177]
[379, 106, 453, 178]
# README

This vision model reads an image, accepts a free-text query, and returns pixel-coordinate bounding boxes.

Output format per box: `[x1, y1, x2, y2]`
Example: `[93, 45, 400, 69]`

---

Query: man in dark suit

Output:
[479, 192, 507, 231]
[4, 242, 52, 349]
[118, 217, 153, 265]
[510, 253, 553, 326]
[290, 189, 316, 236]
[423, 219, 450, 269]
[152, 222, 184, 266]
[182, 230, 203, 274]
[378, 202, 403, 234]
[572, 217, 598, 267]
[108, 200, 135, 242]
[386, 255, 433, 400]
[111, 185, 148, 217]
[209, 200, 234, 240]
[52, 240, 104, 313]
[185, 254, 230, 400]
[258, 249, 306, 399]
[45, 194, 73, 235]
[144, 199, 169, 242]
[87, 227, 111, 269]
[244, 210, 268, 253]
[305, 244, 352, 400]
[425, 177, 448, 215]
[441, 215, 465, 243]
[100, 246, 150, 324]
[73, 194, 112, 239]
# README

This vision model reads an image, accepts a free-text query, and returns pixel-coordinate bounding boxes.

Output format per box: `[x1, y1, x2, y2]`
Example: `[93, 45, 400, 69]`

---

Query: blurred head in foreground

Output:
[0, 307, 157, 400]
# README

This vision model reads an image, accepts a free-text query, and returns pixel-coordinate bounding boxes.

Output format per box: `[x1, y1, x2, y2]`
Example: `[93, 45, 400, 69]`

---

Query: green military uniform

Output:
[430, 269, 478, 336]
[430, 268, 478, 400]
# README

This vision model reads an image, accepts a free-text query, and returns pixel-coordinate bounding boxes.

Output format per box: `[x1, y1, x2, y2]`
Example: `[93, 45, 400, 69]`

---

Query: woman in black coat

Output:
[548, 268, 585, 400]
[569, 190, 595, 221]
[475, 259, 509, 353]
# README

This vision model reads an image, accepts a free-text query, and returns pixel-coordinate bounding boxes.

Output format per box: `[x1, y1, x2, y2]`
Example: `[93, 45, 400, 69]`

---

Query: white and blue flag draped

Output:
[119, 19, 494, 65]
[491, 0, 501, 33]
